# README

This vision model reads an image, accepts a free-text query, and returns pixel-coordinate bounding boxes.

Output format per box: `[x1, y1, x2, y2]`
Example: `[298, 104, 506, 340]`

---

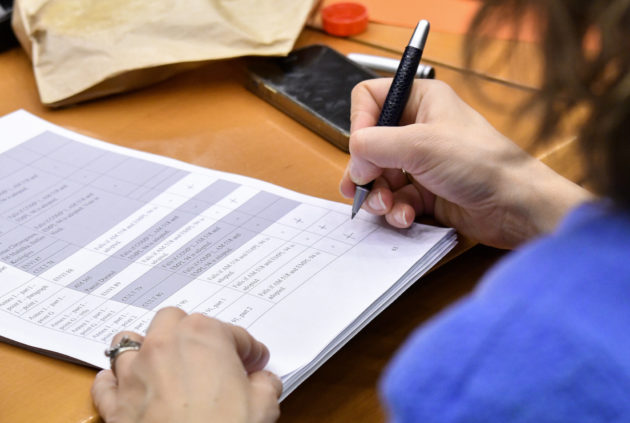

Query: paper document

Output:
[0, 111, 456, 398]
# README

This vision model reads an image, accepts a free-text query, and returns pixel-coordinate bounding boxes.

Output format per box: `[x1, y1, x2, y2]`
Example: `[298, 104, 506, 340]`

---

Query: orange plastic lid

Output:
[321, 2, 369, 37]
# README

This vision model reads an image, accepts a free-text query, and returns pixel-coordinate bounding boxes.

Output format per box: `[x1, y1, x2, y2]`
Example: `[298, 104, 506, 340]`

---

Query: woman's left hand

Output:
[91, 307, 282, 423]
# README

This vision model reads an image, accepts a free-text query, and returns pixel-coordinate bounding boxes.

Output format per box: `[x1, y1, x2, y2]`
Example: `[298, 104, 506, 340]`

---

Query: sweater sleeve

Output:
[380, 265, 630, 423]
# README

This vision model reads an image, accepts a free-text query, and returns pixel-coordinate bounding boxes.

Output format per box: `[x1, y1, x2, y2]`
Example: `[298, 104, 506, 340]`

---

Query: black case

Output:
[0, 0, 18, 52]
[246, 45, 377, 153]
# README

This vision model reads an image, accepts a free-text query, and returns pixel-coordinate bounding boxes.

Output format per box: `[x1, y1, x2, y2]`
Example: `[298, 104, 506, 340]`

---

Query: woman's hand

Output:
[340, 79, 591, 249]
[91, 307, 282, 423]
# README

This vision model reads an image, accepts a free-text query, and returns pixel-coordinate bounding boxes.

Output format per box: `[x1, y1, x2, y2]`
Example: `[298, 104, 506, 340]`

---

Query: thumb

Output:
[348, 124, 433, 185]
[91, 370, 119, 422]
[248, 370, 282, 423]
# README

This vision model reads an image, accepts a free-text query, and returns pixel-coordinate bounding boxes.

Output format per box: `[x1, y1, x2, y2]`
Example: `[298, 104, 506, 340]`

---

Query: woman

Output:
[91, 0, 630, 421]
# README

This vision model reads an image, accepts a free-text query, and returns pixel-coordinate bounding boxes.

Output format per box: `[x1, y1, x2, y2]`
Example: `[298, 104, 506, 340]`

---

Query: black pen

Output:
[351, 20, 430, 219]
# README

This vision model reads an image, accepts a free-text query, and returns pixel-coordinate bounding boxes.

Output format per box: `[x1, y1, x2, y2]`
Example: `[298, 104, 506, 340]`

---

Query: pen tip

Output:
[351, 185, 370, 220]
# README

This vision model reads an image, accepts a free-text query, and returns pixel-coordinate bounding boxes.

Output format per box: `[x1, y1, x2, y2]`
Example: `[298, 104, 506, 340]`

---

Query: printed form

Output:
[0, 111, 456, 396]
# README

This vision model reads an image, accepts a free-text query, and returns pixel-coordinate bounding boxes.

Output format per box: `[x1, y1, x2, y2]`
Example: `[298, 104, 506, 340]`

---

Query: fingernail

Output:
[339, 169, 351, 198]
[368, 191, 386, 211]
[348, 161, 361, 183]
[266, 371, 284, 396]
[397, 209, 409, 226]
[265, 370, 282, 383]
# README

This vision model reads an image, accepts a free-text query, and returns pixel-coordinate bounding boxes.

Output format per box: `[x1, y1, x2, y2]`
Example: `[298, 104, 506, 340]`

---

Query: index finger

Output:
[174, 315, 271, 374]
[350, 79, 389, 133]
[225, 323, 271, 374]
[146, 306, 187, 335]
[350, 78, 429, 133]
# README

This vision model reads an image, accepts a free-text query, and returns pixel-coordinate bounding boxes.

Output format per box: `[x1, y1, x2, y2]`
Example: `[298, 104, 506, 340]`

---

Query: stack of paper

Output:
[0, 111, 456, 398]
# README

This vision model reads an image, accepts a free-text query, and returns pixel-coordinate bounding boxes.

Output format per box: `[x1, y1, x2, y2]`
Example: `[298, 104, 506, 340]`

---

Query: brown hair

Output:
[466, 0, 630, 207]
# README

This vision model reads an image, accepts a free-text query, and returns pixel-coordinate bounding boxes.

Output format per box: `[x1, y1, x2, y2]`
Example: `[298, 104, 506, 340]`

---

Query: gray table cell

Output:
[17, 239, 69, 272]
[0, 226, 57, 264]
[0, 217, 17, 237]
[113, 181, 240, 263]
[91, 175, 139, 196]
[68, 256, 132, 293]
[134, 188, 166, 203]
[28, 187, 144, 245]
[133, 273, 194, 310]
[194, 180, 239, 204]
[148, 168, 189, 191]
[177, 198, 211, 214]
[67, 168, 102, 185]
[30, 244, 81, 275]
[109, 157, 172, 185]
[116, 211, 195, 261]
[47, 140, 105, 168]
[242, 216, 278, 232]
[111, 267, 172, 305]
[182, 229, 257, 277]
[160, 193, 297, 276]
[3, 145, 43, 165]
[161, 224, 233, 271]
[0, 156, 24, 179]
[88, 152, 128, 175]
[127, 168, 188, 201]
[178, 229, 241, 274]
[21, 131, 70, 156]
[31, 156, 79, 178]
[238, 192, 282, 215]
[218, 210, 249, 226]
[0, 168, 62, 215]
[5, 181, 83, 224]
[258, 198, 300, 220]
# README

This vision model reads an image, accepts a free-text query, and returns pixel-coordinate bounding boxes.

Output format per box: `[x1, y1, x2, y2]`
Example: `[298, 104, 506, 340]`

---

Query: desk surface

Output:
[0, 24, 584, 423]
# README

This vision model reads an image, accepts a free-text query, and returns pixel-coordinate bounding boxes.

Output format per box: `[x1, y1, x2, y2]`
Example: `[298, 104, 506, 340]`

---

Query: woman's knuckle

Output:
[182, 313, 222, 335]
[349, 129, 367, 154]
[142, 333, 169, 353]
[351, 80, 369, 97]
[156, 306, 186, 318]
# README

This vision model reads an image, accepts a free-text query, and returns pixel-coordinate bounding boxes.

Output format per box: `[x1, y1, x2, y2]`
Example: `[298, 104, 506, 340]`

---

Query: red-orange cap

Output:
[321, 2, 369, 37]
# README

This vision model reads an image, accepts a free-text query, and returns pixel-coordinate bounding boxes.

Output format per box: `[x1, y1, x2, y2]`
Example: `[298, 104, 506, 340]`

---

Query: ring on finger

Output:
[105, 335, 142, 374]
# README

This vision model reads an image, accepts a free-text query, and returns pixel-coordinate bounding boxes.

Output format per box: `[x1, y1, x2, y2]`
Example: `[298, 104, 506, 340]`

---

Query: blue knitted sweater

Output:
[382, 202, 630, 422]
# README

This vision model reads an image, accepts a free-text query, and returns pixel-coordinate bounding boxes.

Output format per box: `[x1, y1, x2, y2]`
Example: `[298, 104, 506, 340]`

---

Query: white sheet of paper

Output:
[0, 110, 456, 396]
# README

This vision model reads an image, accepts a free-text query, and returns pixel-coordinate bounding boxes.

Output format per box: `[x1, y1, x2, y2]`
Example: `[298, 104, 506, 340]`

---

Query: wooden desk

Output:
[0, 25, 584, 423]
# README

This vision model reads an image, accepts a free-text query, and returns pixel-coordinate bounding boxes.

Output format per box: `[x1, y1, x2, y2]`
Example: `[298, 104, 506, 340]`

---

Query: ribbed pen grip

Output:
[376, 46, 422, 127]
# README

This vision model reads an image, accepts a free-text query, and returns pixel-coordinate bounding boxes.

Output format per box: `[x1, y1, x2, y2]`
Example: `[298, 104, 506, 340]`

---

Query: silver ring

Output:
[105, 335, 142, 372]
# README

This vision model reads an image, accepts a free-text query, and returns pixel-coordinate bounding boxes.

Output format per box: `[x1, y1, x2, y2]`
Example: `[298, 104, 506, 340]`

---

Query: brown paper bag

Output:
[12, 0, 317, 106]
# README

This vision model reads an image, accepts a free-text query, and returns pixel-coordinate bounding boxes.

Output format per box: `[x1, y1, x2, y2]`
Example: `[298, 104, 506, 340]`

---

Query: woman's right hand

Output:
[340, 79, 591, 249]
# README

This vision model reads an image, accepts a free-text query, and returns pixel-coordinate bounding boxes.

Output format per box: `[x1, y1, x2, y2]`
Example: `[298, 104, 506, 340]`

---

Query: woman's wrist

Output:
[505, 157, 593, 246]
